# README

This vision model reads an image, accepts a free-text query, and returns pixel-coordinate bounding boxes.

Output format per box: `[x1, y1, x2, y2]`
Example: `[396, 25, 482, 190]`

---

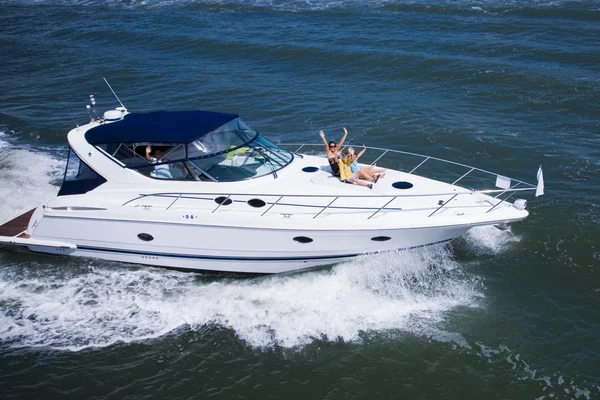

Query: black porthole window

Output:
[293, 236, 313, 244]
[302, 166, 319, 173]
[392, 181, 414, 190]
[247, 199, 266, 208]
[214, 196, 233, 206]
[371, 236, 391, 242]
[137, 233, 154, 242]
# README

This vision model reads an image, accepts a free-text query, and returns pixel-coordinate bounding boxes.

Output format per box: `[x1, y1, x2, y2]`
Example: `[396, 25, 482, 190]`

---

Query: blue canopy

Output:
[85, 110, 239, 145]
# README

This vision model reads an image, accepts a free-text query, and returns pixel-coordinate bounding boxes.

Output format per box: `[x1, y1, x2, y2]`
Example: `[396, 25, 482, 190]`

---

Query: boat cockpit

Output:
[86, 110, 294, 183]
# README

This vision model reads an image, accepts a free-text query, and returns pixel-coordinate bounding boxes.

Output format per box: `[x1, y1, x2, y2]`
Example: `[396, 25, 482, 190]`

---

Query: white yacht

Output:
[0, 100, 544, 274]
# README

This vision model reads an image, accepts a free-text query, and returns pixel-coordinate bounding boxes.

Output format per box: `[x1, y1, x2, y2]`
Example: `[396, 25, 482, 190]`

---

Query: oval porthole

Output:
[371, 236, 391, 242]
[392, 181, 413, 190]
[137, 233, 154, 242]
[214, 196, 233, 206]
[293, 236, 313, 244]
[247, 198, 266, 208]
[302, 166, 319, 173]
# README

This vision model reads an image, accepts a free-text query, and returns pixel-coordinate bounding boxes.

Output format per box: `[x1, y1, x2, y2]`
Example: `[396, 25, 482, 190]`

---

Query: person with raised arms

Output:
[319, 127, 348, 177]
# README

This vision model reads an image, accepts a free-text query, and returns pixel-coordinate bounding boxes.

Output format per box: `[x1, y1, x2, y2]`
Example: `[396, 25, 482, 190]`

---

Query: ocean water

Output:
[0, 0, 599, 399]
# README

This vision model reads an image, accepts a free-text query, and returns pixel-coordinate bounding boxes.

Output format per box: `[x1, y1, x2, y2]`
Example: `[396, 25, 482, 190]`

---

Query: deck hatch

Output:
[392, 181, 413, 190]
[302, 166, 319, 173]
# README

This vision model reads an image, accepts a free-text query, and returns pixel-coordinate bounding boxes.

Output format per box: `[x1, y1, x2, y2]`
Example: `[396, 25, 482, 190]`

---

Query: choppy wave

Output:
[2, 0, 600, 14]
[473, 343, 599, 400]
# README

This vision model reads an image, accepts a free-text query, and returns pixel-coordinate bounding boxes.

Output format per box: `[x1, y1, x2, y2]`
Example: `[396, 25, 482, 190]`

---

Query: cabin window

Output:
[247, 199, 266, 208]
[293, 236, 313, 244]
[130, 135, 293, 182]
[136, 162, 194, 180]
[371, 236, 392, 242]
[58, 147, 107, 196]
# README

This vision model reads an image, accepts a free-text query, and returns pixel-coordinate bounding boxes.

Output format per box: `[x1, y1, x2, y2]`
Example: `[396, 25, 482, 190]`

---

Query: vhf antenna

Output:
[60, 97, 79, 127]
[103, 77, 127, 111]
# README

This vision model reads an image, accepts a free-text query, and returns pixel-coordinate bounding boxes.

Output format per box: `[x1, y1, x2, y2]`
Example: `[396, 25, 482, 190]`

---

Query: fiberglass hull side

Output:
[27, 215, 472, 273]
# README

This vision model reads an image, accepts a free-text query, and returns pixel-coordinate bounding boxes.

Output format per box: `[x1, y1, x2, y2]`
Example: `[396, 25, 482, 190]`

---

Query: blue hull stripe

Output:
[76, 239, 453, 262]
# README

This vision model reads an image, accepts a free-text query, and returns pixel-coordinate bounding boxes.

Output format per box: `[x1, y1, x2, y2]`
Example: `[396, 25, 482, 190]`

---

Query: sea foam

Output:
[0, 247, 483, 351]
[0, 134, 64, 224]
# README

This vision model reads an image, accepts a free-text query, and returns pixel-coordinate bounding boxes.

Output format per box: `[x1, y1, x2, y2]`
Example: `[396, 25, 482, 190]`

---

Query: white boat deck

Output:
[50, 152, 525, 231]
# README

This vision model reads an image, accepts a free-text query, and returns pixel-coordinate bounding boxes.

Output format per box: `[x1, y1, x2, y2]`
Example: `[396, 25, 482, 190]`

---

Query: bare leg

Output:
[364, 165, 386, 175]
[357, 169, 376, 182]
[349, 178, 373, 189]
[374, 171, 386, 180]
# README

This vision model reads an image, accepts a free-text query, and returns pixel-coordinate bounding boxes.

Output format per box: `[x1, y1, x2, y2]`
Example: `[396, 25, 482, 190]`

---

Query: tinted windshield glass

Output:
[187, 118, 257, 159]
[187, 135, 294, 182]
[95, 117, 293, 182]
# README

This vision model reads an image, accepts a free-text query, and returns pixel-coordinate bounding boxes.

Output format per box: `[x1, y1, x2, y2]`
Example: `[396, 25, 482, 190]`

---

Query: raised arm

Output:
[356, 144, 367, 160]
[337, 127, 348, 147]
[319, 130, 329, 150]
[145, 145, 153, 162]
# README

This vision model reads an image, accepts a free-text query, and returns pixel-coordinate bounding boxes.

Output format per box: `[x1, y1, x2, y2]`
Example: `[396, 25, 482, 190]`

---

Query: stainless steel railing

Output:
[285, 143, 537, 188]
[121, 144, 538, 219]
[283, 143, 537, 216]
[122, 188, 534, 220]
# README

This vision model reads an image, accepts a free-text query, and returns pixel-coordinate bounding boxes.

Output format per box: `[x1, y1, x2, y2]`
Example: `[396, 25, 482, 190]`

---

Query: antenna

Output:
[103, 77, 127, 110]
[60, 97, 79, 127]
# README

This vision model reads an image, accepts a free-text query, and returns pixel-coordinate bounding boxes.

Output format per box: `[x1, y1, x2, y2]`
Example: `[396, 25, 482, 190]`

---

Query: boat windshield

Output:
[96, 118, 294, 182]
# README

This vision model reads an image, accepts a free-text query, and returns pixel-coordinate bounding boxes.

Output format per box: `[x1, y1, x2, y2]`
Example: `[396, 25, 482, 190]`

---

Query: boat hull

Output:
[25, 215, 471, 273]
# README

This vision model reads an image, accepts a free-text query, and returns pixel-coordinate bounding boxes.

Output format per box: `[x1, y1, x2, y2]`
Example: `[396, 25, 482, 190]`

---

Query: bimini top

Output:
[80, 108, 294, 183]
[85, 110, 239, 145]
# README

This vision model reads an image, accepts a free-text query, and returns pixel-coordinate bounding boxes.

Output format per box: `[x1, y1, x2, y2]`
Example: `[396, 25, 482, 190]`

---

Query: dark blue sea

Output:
[0, 0, 598, 398]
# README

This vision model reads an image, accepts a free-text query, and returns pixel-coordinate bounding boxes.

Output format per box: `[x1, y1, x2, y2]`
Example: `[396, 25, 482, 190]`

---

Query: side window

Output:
[58, 148, 107, 196]
[97, 143, 151, 168]
[136, 162, 194, 181]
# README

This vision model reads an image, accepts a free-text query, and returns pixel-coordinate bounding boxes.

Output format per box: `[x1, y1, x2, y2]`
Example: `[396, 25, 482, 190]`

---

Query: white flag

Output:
[495, 175, 511, 189]
[535, 166, 544, 197]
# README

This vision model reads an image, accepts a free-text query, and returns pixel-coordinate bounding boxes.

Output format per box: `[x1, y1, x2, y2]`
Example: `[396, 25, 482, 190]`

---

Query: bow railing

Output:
[283, 143, 538, 215]
[122, 188, 534, 220]
[121, 144, 538, 219]
[284, 143, 537, 189]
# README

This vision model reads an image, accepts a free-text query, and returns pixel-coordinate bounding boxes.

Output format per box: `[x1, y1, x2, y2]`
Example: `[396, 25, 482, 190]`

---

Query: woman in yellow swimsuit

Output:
[337, 151, 375, 189]
[347, 145, 386, 179]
